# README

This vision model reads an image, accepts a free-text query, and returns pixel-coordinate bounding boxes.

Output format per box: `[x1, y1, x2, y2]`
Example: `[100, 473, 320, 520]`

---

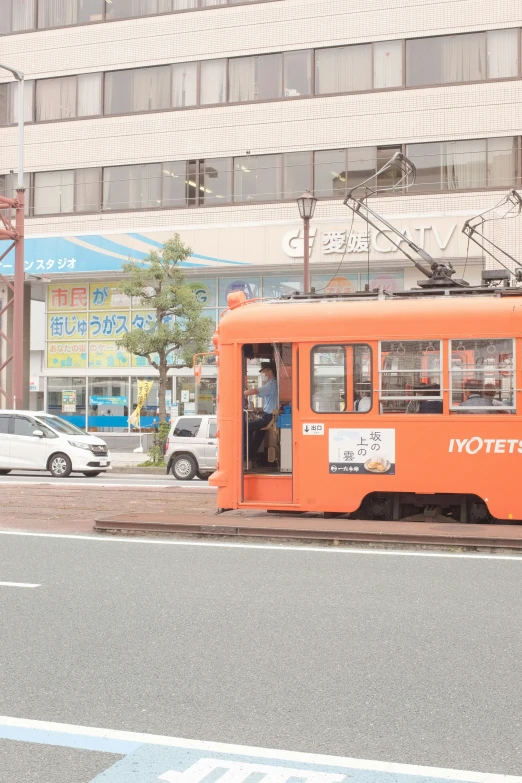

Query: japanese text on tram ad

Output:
[329, 429, 396, 475]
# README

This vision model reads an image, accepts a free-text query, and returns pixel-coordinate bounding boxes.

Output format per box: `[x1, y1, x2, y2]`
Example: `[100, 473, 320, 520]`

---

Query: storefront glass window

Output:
[47, 377, 87, 428]
[187, 279, 217, 307]
[198, 378, 217, 414]
[262, 275, 303, 298]
[131, 379, 162, 428]
[175, 376, 196, 416]
[312, 274, 359, 295]
[218, 277, 261, 306]
[89, 377, 129, 431]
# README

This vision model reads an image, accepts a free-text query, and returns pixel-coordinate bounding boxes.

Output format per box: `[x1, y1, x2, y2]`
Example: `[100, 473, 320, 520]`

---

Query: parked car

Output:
[165, 414, 217, 480]
[0, 411, 111, 478]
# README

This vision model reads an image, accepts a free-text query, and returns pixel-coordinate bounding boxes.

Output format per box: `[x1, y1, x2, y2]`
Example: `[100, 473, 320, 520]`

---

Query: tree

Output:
[116, 234, 214, 424]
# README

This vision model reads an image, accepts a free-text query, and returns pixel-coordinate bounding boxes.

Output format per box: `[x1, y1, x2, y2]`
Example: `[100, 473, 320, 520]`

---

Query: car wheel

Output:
[171, 454, 197, 481]
[0, 469, 11, 475]
[196, 471, 211, 481]
[83, 471, 102, 477]
[49, 453, 72, 478]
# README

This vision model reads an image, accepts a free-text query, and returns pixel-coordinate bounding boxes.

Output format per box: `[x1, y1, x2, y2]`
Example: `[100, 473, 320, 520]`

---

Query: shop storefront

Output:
[32, 215, 482, 430]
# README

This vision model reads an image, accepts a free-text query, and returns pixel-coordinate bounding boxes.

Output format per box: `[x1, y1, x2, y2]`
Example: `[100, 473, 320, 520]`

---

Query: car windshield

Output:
[36, 415, 87, 436]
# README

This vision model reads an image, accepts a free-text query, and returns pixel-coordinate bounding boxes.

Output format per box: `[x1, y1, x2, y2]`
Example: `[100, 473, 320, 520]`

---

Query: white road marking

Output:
[0, 715, 518, 782]
[0, 529, 521, 560]
[0, 582, 40, 588]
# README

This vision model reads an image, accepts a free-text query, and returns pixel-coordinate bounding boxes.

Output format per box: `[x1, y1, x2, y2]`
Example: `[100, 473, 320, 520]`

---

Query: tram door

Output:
[241, 342, 295, 506]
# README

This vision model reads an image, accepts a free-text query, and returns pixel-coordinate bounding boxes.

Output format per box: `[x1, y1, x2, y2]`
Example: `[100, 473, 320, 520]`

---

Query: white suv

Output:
[0, 411, 111, 478]
[165, 415, 217, 480]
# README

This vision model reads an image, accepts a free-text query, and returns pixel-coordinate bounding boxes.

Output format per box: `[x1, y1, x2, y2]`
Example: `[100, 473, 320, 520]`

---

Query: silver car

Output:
[165, 414, 217, 480]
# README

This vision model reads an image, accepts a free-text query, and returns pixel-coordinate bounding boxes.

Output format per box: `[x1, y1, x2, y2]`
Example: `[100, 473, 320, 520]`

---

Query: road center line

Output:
[0, 582, 40, 588]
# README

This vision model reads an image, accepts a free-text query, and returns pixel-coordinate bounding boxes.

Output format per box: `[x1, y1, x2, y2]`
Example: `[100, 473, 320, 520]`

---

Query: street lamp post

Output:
[0, 64, 25, 409]
[296, 190, 317, 294]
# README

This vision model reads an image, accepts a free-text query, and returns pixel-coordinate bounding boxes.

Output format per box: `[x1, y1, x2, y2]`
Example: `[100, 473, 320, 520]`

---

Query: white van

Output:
[0, 411, 111, 478]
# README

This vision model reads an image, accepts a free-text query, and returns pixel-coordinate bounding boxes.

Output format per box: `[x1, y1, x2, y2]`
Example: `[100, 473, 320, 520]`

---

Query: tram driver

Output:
[244, 363, 278, 463]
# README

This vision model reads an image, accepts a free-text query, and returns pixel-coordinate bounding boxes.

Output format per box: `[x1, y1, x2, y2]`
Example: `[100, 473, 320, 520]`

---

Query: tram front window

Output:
[380, 340, 442, 414]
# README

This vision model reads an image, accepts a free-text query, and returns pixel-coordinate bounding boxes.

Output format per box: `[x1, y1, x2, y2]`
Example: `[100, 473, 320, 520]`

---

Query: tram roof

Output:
[218, 291, 522, 343]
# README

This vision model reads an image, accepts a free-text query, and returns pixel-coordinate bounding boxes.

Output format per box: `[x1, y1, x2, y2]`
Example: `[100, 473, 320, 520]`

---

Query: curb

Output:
[110, 466, 168, 475]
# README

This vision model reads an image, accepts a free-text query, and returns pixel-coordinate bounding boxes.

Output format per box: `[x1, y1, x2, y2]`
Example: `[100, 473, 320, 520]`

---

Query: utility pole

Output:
[0, 64, 25, 409]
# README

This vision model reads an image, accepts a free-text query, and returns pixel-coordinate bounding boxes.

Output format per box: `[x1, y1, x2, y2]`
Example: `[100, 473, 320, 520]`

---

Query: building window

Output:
[34, 170, 75, 215]
[347, 147, 376, 190]
[102, 164, 162, 210]
[0, 172, 31, 215]
[75, 168, 102, 212]
[406, 142, 444, 192]
[233, 154, 282, 202]
[162, 161, 188, 208]
[284, 50, 312, 96]
[450, 339, 515, 413]
[380, 341, 442, 414]
[38, 0, 79, 28]
[406, 32, 487, 87]
[78, 0, 105, 22]
[407, 139, 493, 191]
[200, 158, 232, 204]
[3, 0, 37, 32]
[487, 29, 519, 79]
[311, 345, 372, 413]
[172, 62, 198, 107]
[35, 73, 100, 122]
[377, 145, 402, 189]
[0, 80, 34, 126]
[315, 44, 372, 95]
[36, 77, 77, 121]
[373, 40, 403, 88]
[200, 59, 227, 105]
[104, 66, 171, 115]
[77, 73, 103, 116]
[283, 152, 312, 198]
[487, 137, 517, 188]
[442, 139, 486, 189]
[228, 53, 282, 102]
[105, 0, 175, 20]
[314, 149, 347, 198]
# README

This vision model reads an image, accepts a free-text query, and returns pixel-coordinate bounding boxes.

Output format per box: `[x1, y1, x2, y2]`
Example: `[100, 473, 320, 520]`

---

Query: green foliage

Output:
[148, 421, 170, 466]
[117, 235, 214, 422]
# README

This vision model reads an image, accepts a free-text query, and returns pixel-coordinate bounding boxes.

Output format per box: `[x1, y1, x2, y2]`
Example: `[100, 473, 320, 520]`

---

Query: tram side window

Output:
[380, 341, 442, 414]
[450, 339, 515, 413]
[311, 344, 372, 413]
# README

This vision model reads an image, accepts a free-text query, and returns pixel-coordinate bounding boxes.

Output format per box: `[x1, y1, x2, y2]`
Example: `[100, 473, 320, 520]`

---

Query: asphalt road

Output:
[1, 534, 522, 780]
[0, 472, 211, 488]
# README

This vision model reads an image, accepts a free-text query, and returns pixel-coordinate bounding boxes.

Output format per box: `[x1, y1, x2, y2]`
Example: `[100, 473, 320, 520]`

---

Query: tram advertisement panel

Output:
[329, 429, 396, 475]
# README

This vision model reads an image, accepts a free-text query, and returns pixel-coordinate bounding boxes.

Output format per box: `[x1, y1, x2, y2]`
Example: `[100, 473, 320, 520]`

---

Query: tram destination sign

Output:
[329, 428, 396, 475]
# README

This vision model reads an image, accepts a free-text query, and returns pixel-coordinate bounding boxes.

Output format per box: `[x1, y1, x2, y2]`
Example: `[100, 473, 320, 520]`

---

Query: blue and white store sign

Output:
[0, 218, 479, 276]
[0, 230, 249, 275]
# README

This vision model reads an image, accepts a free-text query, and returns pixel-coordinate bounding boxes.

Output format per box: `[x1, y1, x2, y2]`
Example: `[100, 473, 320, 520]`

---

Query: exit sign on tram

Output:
[303, 423, 324, 435]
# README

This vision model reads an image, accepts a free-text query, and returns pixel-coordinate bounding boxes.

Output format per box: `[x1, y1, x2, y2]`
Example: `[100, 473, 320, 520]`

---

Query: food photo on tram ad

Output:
[207, 154, 522, 528]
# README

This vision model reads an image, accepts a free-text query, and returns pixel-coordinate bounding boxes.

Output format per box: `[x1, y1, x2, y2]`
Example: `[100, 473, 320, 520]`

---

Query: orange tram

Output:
[209, 289, 522, 524]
